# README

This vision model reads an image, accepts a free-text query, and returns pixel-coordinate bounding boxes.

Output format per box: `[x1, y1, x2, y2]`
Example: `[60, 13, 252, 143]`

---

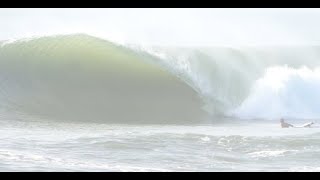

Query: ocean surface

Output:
[1, 118, 320, 172]
[1, 34, 320, 171]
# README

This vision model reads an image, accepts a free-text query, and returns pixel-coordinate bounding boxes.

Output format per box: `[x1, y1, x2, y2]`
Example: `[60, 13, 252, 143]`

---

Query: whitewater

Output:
[1, 34, 320, 171]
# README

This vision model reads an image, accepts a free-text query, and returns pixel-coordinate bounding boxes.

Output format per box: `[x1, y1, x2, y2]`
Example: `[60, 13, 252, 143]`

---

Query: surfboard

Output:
[294, 122, 314, 128]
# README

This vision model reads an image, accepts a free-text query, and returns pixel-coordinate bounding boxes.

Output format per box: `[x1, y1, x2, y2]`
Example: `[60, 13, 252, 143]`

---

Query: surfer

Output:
[280, 118, 314, 128]
[280, 118, 294, 128]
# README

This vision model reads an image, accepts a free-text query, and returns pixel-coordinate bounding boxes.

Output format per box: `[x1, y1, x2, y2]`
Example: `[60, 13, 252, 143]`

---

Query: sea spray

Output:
[231, 66, 320, 120]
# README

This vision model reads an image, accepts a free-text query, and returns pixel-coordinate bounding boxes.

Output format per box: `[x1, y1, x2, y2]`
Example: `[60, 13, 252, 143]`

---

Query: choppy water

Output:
[1, 118, 320, 172]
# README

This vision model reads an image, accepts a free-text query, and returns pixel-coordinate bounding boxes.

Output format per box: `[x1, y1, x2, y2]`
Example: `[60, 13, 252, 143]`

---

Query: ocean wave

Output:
[1, 34, 320, 123]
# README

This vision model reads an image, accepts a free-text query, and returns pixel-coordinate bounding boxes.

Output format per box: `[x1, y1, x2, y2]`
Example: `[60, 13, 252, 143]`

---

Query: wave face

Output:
[0, 34, 206, 124]
[1, 34, 320, 123]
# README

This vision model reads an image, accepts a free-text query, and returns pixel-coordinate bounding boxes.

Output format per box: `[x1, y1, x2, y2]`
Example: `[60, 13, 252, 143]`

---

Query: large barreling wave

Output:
[1, 34, 320, 123]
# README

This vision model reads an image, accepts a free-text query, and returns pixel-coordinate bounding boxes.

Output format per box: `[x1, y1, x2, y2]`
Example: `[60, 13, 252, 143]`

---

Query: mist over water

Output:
[1, 8, 320, 171]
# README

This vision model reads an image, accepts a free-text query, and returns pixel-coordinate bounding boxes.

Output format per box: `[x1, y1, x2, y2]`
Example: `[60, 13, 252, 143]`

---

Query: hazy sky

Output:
[1, 8, 320, 46]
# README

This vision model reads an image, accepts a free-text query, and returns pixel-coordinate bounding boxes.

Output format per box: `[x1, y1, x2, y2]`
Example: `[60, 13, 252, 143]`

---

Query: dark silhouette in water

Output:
[280, 118, 294, 128]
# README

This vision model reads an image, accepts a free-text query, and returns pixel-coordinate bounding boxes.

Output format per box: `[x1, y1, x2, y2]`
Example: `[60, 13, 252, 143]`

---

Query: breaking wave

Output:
[1, 34, 320, 123]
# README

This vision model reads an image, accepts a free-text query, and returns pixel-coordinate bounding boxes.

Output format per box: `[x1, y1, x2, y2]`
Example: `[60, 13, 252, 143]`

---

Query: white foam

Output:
[200, 136, 211, 142]
[248, 150, 296, 158]
[0, 149, 170, 172]
[289, 166, 320, 172]
[231, 65, 320, 120]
